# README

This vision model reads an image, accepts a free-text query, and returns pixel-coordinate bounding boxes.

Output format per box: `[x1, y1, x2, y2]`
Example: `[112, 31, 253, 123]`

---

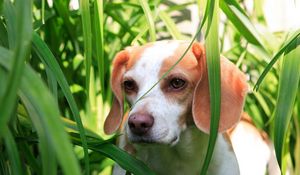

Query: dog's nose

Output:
[128, 113, 154, 136]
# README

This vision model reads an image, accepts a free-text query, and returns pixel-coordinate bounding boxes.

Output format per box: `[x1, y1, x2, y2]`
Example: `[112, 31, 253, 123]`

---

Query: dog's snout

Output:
[128, 113, 154, 136]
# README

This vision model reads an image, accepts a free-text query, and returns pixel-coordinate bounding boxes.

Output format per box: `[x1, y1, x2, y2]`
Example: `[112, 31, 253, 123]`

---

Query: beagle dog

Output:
[104, 40, 280, 175]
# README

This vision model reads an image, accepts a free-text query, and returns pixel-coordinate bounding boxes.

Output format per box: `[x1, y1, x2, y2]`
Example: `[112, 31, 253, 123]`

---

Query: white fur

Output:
[230, 122, 281, 175]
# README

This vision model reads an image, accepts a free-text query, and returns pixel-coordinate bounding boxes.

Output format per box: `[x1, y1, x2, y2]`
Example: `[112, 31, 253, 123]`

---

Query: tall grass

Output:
[0, 0, 299, 175]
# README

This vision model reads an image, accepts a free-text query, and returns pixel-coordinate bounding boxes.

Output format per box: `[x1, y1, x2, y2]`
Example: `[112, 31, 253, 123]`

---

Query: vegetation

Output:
[0, 0, 299, 175]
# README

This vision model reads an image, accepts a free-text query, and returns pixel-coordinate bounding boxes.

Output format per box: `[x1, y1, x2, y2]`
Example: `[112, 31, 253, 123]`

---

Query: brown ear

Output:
[104, 50, 129, 134]
[192, 42, 248, 133]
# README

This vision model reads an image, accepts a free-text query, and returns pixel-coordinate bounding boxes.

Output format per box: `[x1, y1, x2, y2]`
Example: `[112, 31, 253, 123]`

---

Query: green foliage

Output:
[0, 0, 299, 175]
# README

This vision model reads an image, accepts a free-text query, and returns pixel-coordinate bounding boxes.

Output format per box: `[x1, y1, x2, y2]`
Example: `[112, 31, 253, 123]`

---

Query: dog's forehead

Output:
[124, 41, 183, 81]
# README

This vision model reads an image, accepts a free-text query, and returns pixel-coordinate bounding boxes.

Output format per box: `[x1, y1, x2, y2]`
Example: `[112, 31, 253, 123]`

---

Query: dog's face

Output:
[104, 40, 248, 146]
[123, 41, 200, 145]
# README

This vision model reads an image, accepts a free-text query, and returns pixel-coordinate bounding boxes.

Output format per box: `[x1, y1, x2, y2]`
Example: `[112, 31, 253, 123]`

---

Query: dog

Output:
[104, 40, 280, 175]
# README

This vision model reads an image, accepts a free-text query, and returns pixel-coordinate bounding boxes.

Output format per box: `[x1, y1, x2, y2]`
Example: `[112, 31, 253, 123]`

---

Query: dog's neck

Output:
[132, 126, 240, 175]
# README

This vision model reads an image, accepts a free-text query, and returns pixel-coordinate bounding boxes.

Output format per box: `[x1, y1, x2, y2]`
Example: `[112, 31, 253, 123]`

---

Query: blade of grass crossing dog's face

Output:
[138, 0, 156, 41]
[31, 33, 89, 174]
[0, 0, 32, 137]
[254, 29, 300, 90]
[0, 49, 81, 175]
[94, 0, 106, 102]
[201, 0, 221, 174]
[274, 37, 300, 168]
[133, 3, 208, 107]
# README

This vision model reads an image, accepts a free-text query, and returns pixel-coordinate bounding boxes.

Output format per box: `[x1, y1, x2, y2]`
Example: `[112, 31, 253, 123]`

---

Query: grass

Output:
[0, 0, 300, 174]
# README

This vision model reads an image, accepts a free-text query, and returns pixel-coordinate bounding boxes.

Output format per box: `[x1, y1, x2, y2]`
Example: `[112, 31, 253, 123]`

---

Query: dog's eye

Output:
[169, 78, 186, 90]
[123, 80, 137, 92]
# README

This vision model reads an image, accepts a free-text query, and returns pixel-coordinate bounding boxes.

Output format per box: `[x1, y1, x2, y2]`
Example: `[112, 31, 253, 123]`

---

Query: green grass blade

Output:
[39, 131, 57, 175]
[31, 32, 89, 174]
[273, 37, 300, 168]
[0, 0, 3, 11]
[18, 142, 41, 174]
[80, 0, 92, 121]
[203, 0, 215, 37]
[220, 0, 266, 49]
[94, 0, 105, 102]
[45, 68, 58, 103]
[4, 127, 24, 175]
[138, 0, 156, 41]
[254, 29, 300, 90]
[41, 0, 45, 24]
[0, 47, 81, 175]
[294, 111, 300, 175]
[0, 151, 10, 175]
[200, 0, 221, 174]
[0, 21, 8, 47]
[158, 10, 183, 40]
[62, 118, 155, 175]
[93, 144, 155, 175]
[2, 0, 16, 49]
[23, 97, 57, 175]
[133, 0, 208, 112]
[67, 127, 155, 175]
[0, 0, 32, 137]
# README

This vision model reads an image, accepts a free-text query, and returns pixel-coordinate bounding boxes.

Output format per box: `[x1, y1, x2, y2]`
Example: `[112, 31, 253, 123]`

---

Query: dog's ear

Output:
[192, 42, 248, 133]
[104, 50, 130, 135]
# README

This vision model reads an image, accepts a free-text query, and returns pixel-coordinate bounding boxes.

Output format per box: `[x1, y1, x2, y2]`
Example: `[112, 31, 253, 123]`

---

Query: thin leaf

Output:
[0, 19, 8, 47]
[0, 0, 32, 137]
[293, 112, 300, 175]
[0, 46, 81, 175]
[31, 32, 89, 174]
[273, 37, 300, 168]
[201, 0, 221, 174]
[54, 117, 155, 175]
[4, 127, 24, 175]
[18, 142, 41, 174]
[138, 0, 156, 41]
[2, 0, 16, 49]
[220, 0, 266, 49]
[40, 132, 57, 175]
[254, 29, 300, 90]
[0, 0, 3, 11]
[93, 144, 155, 175]
[41, 0, 45, 24]
[80, 0, 93, 123]
[94, 0, 105, 102]
[0, 151, 10, 175]
[68, 129, 155, 175]
[158, 10, 183, 40]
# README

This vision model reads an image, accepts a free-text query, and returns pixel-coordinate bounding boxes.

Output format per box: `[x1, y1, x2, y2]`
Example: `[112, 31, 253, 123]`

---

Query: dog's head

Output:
[104, 40, 248, 145]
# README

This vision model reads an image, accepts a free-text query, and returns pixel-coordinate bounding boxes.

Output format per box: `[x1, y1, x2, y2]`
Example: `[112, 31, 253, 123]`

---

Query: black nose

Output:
[128, 113, 154, 136]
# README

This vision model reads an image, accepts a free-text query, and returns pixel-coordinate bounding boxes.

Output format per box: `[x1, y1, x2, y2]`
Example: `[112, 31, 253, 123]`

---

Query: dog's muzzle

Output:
[128, 113, 154, 136]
